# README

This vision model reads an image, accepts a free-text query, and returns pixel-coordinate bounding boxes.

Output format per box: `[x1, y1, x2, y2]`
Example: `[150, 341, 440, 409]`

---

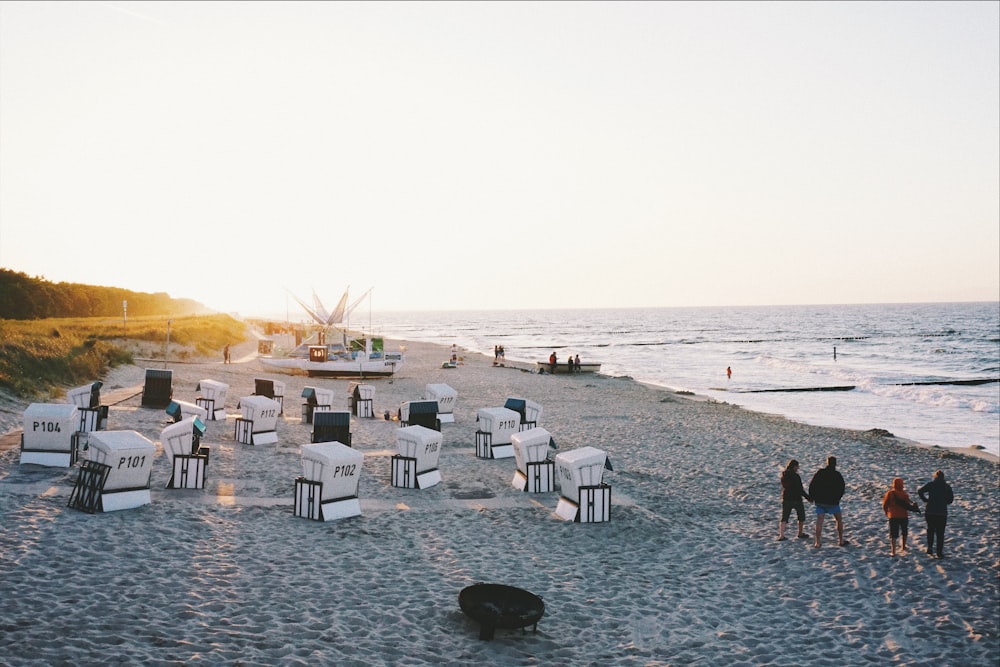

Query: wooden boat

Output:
[536, 359, 601, 374]
[259, 286, 402, 378]
[259, 336, 402, 378]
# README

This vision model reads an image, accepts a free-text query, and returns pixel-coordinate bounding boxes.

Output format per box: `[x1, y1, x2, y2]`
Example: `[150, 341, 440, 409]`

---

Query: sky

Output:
[1, 1, 998, 317]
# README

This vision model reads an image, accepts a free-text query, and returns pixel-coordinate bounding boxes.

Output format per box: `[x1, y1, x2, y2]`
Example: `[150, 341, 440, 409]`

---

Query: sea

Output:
[368, 302, 999, 457]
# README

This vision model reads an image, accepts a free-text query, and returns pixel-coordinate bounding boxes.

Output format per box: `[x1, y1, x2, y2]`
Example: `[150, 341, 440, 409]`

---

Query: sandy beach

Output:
[0, 336, 997, 666]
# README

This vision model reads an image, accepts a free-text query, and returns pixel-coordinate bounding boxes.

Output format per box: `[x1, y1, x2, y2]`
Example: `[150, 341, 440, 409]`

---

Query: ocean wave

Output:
[374, 302, 999, 453]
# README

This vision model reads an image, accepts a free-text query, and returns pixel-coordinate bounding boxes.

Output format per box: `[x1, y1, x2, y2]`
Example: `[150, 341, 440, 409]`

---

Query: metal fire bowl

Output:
[458, 583, 545, 641]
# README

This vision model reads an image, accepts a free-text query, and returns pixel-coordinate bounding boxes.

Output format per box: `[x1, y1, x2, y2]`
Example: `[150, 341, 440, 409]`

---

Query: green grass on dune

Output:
[0, 314, 248, 398]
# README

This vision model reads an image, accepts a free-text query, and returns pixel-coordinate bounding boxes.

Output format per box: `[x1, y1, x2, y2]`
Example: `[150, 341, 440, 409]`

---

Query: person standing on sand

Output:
[918, 470, 954, 558]
[882, 477, 921, 556]
[224, 344, 230, 364]
[567, 354, 575, 374]
[778, 459, 811, 541]
[809, 456, 846, 548]
[549, 352, 557, 374]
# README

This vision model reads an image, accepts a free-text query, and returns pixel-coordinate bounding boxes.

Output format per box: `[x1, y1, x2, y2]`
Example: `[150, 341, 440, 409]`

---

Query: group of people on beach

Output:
[547, 352, 582, 374]
[778, 456, 954, 557]
[493, 345, 505, 363]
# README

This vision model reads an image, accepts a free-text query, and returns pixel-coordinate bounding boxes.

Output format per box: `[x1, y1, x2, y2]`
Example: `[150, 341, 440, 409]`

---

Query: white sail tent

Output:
[288, 288, 358, 329]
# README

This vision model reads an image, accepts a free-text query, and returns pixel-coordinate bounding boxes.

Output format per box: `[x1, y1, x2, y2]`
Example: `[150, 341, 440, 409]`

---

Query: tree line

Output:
[0, 268, 210, 320]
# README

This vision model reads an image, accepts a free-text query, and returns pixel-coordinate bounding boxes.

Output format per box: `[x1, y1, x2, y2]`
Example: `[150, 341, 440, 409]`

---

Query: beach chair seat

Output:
[195, 379, 228, 421]
[504, 397, 542, 431]
[295, 442, 363, 521]
[312, 410, 351, 445]
[254, 378, 285, 415]
[68, 460, 112, 514]
[400, 400, 440, 431]
[161, 417, 209, 489]
[301, 386, 336, 424]
[349, 383, 375, 418]
[554, 447, 613, 522]
[141, 369, 173, 408]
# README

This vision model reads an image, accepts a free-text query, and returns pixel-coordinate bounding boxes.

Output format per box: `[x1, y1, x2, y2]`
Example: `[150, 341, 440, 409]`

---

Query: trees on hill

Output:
[0, 269, 208, 319]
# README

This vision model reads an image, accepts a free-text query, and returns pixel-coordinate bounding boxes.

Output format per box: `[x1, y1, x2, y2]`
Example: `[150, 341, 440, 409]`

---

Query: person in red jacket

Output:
[882, 477, 921, 556]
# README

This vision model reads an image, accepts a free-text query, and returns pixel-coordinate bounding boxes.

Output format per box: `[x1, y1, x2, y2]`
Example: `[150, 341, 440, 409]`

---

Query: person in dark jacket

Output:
[778, 459, 811, 541]
[918, 470, 954, 558]
[809, 456, 846, 548]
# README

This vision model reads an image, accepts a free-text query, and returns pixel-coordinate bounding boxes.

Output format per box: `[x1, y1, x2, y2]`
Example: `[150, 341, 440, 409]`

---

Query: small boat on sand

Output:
[536, 360, 601, 374]
[258, 286, 402, 378]
[259, 336, 402, 378]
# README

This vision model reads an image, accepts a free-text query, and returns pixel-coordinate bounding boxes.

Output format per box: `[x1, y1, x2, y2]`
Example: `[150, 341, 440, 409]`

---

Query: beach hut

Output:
[301, 386, 336, 424]
[195, 379, 228, 421]
[425, 383, 457, 424]
[503, 397, 542, 431]
[69, 430, 155, 512]
[511, 427, 556, 493]
[234, 395, 280, 445]
[66, 381, 107, 432]
[254, 378, 285, 415]
[474, 407, 520, 459]
[311, 410, 351, 445]
[20, 403, 80, 467]
[141, 369, 173, 408]
[392, 425, 442, 489]
[295, 441, 364, 521]
[349, 382, 375, 418]
[398, 400, 440, 431]
[160, 417, 209, 489]
[165, 399, 208, 424]
[554, 446, 613, 523]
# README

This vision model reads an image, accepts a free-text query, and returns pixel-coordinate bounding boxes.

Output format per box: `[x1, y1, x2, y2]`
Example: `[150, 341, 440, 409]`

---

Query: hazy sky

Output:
[1, 1, 997, 316]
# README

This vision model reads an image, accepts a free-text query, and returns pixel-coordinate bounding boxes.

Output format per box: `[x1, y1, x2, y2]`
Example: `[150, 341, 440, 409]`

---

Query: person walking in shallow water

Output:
[918, 470, 954, 558]
[778, 459, 811, 541]
[882, 477, 920, 556]
[809, 456, 846, 548]
[726, 366, 732, 380]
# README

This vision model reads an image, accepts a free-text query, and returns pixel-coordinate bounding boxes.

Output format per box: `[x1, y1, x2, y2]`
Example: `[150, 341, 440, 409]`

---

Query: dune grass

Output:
[0, 314, 248, 397]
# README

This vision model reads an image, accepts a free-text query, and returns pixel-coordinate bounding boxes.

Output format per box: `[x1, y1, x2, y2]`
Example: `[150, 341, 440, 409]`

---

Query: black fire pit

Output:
[458, 583, 545, 640]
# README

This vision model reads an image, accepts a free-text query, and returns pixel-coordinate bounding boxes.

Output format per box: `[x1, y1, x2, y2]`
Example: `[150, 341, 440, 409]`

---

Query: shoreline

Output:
[481, 357, 1000, 464]
[2, 336, 997, 467]
[4, 347, 998, 465]
[1, 335, 997, 665]
[4, 333, 995, 463]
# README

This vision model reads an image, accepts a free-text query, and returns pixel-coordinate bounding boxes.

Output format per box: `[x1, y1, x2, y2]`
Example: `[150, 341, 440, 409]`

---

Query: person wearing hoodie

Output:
[882, 477, 921, 556]
[809, 456, 846, 548]
[918, 470, 954, 558]
[778, 459, 811, 541]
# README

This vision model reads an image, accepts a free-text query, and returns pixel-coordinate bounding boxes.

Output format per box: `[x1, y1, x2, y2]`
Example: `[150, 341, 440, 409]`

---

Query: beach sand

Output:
[0, 337, 997, 666]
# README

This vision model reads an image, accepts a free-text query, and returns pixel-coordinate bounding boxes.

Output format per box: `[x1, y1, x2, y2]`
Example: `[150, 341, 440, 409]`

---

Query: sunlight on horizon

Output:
[1, 2, 997, 316]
